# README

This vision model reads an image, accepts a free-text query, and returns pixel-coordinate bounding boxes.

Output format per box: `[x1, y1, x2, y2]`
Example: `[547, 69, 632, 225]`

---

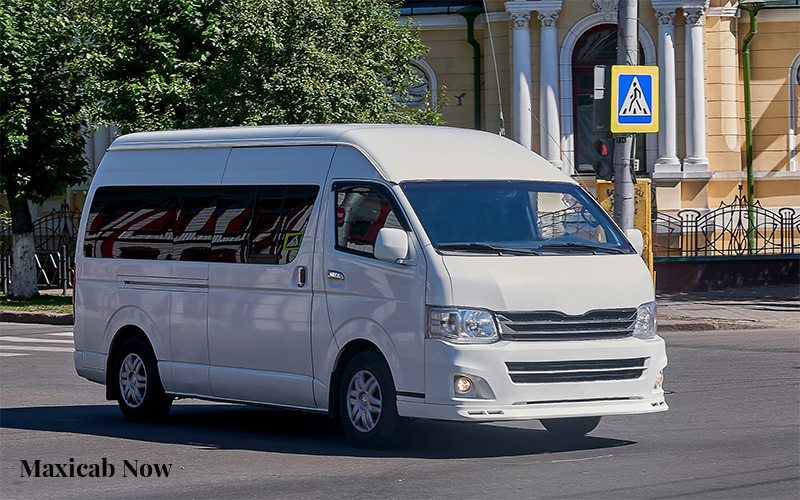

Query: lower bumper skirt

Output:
[397, 394, 668, 422]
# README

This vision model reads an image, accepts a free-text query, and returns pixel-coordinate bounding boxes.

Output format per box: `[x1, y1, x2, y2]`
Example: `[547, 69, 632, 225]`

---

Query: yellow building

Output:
[400, 0, 800, 215]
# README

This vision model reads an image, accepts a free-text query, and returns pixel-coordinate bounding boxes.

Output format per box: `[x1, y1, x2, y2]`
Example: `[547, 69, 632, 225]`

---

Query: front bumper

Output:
[396, 337, 668, 422]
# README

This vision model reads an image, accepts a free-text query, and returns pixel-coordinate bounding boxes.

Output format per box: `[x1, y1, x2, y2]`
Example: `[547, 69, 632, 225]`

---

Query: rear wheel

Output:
[115, 337, 172, 421]
[541, 416, 601, 437]
[338, 350, 400, 449]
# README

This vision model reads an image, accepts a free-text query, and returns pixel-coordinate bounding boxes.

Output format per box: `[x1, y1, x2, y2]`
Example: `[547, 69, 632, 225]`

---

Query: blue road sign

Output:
[611, 66, 659, 133]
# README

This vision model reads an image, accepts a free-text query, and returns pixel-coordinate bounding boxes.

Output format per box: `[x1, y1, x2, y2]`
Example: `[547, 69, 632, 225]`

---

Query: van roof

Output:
[108, 124, 573, 184]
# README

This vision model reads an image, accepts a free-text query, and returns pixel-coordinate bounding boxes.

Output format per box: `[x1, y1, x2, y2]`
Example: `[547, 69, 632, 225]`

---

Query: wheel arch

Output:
[105, 325, 156, 401]
[328, 339, 392, 418]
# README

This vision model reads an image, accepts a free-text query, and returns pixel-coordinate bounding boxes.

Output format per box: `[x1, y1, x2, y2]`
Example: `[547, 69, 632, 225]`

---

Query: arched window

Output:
[391, 60, 437, 109]
[408, 61, 436, 108]
[572, 25, 645, 175]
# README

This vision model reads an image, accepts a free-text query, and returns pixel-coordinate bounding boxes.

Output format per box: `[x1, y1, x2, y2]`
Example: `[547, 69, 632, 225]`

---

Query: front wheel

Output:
[338, 351, 400, 449]
[540, 416, 601, 437]
[115, 337, 172, 422]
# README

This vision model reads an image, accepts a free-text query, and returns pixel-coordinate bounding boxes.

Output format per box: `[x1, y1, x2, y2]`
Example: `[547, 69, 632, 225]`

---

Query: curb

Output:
[0, 311, 73, 326]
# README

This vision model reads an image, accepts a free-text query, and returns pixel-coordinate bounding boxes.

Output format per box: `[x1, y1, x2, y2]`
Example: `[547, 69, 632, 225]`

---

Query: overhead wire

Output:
[480, 1, 590, 191]
[482, 0, 505, 136]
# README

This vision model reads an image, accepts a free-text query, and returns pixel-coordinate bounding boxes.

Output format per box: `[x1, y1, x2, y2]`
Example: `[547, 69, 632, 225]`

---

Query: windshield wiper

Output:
[437, 243, 540, 255]
[535, 242, 626, 254]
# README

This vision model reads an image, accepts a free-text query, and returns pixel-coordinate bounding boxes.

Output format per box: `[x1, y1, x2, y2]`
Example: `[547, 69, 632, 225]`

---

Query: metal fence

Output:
[0, 203, 81, 293]
[654, 193, 800, 257]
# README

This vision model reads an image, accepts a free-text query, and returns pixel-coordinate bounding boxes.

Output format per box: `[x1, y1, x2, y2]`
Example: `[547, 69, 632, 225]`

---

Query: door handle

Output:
[296, 266, 307, 288]
[327, 270, 345, 281]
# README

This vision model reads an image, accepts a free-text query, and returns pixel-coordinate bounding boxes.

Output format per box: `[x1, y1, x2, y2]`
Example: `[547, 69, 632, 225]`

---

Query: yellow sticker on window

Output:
[283, 232, 304, 251]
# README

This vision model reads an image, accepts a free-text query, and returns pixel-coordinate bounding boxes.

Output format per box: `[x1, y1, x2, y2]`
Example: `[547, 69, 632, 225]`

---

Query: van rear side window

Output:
[84, 185, 319, 264]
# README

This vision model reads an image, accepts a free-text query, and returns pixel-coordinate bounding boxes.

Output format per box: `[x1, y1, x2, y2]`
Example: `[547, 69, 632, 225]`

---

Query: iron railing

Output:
[0, 203, 81, 292]
[654, 193, 800, 257]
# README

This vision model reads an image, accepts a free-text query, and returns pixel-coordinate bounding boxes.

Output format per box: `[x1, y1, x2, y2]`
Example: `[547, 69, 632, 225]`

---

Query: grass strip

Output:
[0, 294, 73, 314]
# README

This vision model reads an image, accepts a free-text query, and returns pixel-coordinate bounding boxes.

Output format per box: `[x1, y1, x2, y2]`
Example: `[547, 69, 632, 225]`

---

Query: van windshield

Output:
[401, 181, 633, 255]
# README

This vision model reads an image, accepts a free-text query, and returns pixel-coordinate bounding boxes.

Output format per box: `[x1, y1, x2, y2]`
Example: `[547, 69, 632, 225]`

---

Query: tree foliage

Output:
[1, 0, 89, 209]
[0, 0, 91, 298]
[87, 0, 441, 134]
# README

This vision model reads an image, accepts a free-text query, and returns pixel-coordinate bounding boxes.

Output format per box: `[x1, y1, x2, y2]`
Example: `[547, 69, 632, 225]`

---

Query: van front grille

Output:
[496, 308, 636, 341]
[506, 357, 648, 383]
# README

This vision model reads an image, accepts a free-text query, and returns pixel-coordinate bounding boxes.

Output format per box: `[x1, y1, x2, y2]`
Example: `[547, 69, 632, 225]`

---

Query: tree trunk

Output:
[8, 197, 38, 300]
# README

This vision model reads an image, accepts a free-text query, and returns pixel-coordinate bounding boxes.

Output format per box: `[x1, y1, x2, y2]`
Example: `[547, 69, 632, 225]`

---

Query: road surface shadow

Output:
[0, 403, 634, 459]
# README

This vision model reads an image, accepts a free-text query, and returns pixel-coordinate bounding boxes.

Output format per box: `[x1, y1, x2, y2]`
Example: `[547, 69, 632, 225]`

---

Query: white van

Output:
[74, 124, 667, 447]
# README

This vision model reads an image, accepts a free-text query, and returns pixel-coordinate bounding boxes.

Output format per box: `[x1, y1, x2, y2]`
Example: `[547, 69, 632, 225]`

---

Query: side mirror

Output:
[625, 228, 644, 255]
[374, 228, 410, 264]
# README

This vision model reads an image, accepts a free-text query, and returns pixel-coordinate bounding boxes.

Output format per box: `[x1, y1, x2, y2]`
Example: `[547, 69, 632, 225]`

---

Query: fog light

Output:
[654, 370, 664, 390]
[455, 376, 473, 394]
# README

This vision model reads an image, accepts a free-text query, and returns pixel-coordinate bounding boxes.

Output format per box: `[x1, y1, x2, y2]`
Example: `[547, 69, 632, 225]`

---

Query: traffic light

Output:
[592, 138, 614, 180]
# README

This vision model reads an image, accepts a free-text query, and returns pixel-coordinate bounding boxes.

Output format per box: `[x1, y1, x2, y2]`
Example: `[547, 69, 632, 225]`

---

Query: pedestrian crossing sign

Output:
[611, 65, 659, 133]
[283, 232, 304, 251]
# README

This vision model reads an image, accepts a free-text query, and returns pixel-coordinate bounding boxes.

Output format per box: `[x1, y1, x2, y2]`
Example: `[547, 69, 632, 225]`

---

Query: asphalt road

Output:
[1, 323, 798, 500]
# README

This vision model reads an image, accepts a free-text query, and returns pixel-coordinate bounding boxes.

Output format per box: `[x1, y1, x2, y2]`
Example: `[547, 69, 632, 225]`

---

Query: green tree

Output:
[85, 0, 223, 133]
[1, 0, 90, 299]
[87, 0, 441, 133]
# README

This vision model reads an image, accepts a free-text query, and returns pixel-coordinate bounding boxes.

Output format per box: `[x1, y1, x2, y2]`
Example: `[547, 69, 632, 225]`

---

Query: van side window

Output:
[335, 185, 404, 258]
[84, 186, 178, 260]
[250, 185, 319, 265]
[173, 187, 218, 262]
[84, 184, 320, 264]
[211, 186, 258, 263]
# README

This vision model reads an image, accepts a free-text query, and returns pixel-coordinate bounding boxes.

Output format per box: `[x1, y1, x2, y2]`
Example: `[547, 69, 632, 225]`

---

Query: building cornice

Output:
[398, 15, 466, 30]
[650, 0, 683, 10]
[739, 9, 800, 22]
[707, 7, 739, 17]
[680, 0, 710, 9]
[484, 11, 509, 24]
[399, 12, 511, 30]
[653, 170, 800, 182]
[710, 171, 800, 180]
[505, 0, 562, 15]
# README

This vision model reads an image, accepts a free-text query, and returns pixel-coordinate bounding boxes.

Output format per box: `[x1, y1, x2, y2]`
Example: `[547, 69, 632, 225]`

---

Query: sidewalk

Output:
[2, 284, 799, 330]
[657, 283, 800, 331]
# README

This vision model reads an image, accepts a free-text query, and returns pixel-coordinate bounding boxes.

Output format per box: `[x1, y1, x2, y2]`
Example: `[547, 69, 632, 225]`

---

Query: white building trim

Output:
[507, 8, 533, 149]
[682, 4, 710, 173]
[411, 58, 439, 107]
[538, 10, 563, 170]
[790, 52, 800, 172]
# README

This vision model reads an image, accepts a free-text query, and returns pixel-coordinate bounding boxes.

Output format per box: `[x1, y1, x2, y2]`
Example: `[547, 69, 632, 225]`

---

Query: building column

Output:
[683, 5, 709, 172]
[538, 10, 563, 170]
[654, 8, 681, 173]
[506, 7, 533, 149]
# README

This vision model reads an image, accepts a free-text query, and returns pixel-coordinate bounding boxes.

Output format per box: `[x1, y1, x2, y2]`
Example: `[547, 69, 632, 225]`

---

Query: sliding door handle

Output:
[296, 266, 307, 288]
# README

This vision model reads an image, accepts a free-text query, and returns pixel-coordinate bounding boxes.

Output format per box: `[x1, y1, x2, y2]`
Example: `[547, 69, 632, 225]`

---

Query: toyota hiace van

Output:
[74, 124, 667, 447]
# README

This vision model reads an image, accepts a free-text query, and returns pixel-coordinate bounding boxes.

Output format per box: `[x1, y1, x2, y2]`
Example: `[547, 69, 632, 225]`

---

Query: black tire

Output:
[540, 416, 601, 437]
[114, 337, 172, 422]
[338, 350, 400, 449]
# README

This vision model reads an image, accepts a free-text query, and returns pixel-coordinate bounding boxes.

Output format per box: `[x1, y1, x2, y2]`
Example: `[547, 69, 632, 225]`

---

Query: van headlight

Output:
[633, 302, 657, 339]
[427, 307, 500, 344]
